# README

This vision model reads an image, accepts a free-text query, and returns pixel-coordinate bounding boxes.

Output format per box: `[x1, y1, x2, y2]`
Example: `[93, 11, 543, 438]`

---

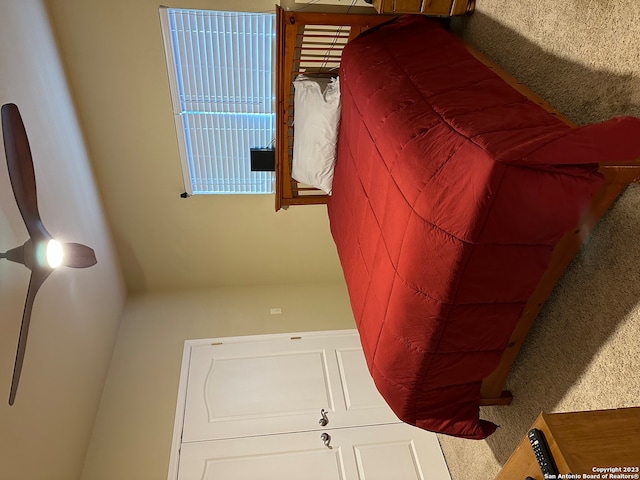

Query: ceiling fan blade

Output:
[62, 242, 97, 268]
[8, 267, 52, 406]
[1, 103, 49, 240]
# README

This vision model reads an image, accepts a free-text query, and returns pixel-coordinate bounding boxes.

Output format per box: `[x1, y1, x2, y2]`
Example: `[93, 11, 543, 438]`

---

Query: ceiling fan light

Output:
[46, 239, 63, 268]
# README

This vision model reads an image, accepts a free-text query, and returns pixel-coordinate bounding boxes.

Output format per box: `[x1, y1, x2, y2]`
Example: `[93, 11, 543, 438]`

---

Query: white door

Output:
[178, 423, 451, 480]
[182, 331, 399, 441]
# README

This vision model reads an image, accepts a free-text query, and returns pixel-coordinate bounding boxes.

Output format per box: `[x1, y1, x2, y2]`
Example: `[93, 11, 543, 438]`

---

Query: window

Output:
[160, 8, 275, 195]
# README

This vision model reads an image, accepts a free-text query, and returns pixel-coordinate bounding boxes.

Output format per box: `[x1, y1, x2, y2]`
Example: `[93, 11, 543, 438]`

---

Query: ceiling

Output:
[0, 1, 126, 478]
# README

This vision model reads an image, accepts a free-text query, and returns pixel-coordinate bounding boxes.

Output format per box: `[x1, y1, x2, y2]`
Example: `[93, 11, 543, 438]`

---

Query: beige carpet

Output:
[438, 2, 640, 479]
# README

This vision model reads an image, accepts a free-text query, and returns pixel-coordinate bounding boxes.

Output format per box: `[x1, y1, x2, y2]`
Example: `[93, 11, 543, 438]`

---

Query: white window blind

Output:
[160, 8, 275, 194]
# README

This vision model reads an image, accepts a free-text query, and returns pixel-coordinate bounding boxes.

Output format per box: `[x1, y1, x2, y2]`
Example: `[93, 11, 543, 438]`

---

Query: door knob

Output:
[318, 408, 329, 426]
[320, 432, 332, 449]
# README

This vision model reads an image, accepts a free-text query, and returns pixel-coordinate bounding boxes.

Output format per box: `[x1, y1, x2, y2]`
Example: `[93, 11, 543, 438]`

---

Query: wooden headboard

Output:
[274, 6, 394, 211]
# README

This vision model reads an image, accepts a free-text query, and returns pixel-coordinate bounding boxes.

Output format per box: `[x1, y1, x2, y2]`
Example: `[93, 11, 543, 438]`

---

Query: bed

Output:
[275, 6, 640, 439]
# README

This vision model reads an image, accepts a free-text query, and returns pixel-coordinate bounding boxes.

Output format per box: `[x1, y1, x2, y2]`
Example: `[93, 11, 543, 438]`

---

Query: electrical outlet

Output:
[270, 307, 282, 315]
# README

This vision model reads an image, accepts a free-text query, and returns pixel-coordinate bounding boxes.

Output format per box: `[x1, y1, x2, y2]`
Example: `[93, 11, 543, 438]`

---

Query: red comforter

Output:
[327, 16, 640, 439]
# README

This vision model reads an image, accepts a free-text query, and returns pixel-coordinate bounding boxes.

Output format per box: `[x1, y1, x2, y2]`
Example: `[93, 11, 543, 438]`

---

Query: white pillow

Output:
[292, 75, 341, 195]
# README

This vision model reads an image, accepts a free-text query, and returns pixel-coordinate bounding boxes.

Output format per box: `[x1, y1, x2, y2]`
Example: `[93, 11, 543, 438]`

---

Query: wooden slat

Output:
[451, 0, 476, 16]
[275, 6, 394, 210]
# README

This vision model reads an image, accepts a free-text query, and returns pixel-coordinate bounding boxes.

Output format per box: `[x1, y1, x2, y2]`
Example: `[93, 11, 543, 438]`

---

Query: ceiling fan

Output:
[1, 103, 97, 406]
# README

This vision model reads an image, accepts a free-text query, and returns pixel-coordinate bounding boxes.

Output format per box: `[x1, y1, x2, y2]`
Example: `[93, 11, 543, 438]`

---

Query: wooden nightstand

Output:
[496, 407, 640, 480]
[371, 0, 475, 16]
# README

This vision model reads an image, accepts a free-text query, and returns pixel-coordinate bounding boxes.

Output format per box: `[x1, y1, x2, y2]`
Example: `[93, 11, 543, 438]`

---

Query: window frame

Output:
[159, 7, 276, 196]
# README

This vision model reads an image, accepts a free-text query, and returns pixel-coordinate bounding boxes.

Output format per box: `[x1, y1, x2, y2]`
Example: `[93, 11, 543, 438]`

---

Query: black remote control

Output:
[528, 428, 559, 478]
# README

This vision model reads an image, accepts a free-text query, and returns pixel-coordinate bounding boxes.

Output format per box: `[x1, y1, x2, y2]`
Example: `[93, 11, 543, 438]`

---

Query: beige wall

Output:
[45, 0, 347, 293]
[80, 284, 355, 480]
[27, 2, 360, 478]
[0, 1, 127, 479]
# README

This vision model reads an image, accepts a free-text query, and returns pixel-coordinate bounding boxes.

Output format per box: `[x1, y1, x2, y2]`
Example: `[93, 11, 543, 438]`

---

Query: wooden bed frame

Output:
[274, 5, 640, 406]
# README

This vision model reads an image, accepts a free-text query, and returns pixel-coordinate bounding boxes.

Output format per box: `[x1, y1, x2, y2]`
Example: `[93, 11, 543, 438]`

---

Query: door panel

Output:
[178, 437, 344, 480]
[178, 423, 451, 480]
[182, 332, 399, 441]
[199, 350, 331, 419]
[354, 440, 429, 480]
[336, 346, 388, 412]
[344, 424, 451, 480]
